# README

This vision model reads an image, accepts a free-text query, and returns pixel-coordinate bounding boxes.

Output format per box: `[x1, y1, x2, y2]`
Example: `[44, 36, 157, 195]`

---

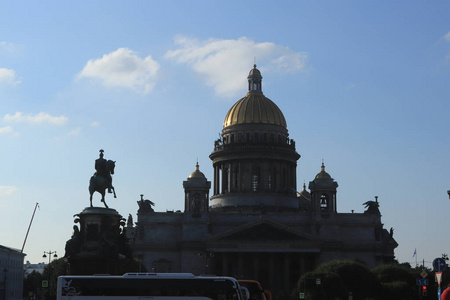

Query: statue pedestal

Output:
[65, 207, 133, 275]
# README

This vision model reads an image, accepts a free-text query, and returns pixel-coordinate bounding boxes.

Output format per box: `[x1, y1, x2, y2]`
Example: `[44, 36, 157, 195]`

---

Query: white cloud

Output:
[90, 121, 100, 127]
[0, 68, 21, 86]
[4, 112, 68, 125]
[347, 83, 356, 90]
[0, 126, 19, 137]
[165, 36, 307, 97]
[0, 126, 13, 134]
[67, 127, 81, 136]
[444, 31, 450, 41]
[0, 186, 18, 196]
[0, 41, 23, 55]
[78, 48, 160, 94]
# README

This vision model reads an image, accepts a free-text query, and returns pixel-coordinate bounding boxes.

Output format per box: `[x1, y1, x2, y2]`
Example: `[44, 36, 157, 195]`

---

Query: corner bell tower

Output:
[183, 162, 211, 213]
[308, 163, 338, 213]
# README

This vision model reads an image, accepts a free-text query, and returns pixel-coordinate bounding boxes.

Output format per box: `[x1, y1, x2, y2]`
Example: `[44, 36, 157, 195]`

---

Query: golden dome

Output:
[223, 94, 287, 128]
[299, 183, 311, 197]
[223, 65, 286, 128]
[315, 162, 332, 179]
[189, 162, 205, 178]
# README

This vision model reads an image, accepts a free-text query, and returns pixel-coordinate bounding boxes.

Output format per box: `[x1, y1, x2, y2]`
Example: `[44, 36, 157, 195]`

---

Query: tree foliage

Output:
[296, 270, 346, 299]
[372, 264, 416, 300]
[23, 270, 43, 300]
[42, 258, 69, 300]
[295, 260, 379, 300]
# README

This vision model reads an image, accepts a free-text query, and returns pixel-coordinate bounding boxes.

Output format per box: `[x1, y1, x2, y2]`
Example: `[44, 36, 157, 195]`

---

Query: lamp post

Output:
[42, 251, 57, 300]
[198, 250, 214, 274]
[42, 251, 58, 264]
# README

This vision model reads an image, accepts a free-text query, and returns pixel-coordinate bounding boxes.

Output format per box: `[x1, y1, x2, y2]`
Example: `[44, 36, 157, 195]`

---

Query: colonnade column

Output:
[215, 165, 221, 195]
[253, 254, 259, 279]
[284, 253, 290, 292]
[291, 164, 297, 193]
[222, 253, 229, 276]
[276, 166, 281, 193]
[268, 254, 275, 289]
[299, 254, 305, 275]
[238, 253, 244, 278]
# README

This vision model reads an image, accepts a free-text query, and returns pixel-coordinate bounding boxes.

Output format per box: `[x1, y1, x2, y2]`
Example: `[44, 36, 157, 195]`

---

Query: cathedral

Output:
[131, 65, 397, 295]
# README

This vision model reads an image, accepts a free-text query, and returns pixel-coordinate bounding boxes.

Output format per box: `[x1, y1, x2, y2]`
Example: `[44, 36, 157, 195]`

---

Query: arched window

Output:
[233, 168, 239, 191]
[282, 168, 287, 192]
[320, 194, 328, 211]
[252, 167, 260, 192]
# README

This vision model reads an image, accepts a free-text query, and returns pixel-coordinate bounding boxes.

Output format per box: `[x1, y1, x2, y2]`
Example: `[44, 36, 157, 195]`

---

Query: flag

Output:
[413, 248, 417, 257]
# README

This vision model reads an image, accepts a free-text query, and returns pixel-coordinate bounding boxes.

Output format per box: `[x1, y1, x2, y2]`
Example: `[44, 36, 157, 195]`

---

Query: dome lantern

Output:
[248, 64, 263, 94]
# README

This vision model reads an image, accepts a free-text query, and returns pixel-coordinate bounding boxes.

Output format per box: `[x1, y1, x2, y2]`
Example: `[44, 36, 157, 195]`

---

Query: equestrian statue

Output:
[89, 149, 116, 208]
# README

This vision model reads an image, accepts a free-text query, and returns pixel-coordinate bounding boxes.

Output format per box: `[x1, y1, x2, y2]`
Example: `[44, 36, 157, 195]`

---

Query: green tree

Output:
[42, 258, 69, 300]
[23, 270, 43, 300]
[372, 264, 416, 300]
[296, 270, 346, 299]
[295, 260, 380, 300]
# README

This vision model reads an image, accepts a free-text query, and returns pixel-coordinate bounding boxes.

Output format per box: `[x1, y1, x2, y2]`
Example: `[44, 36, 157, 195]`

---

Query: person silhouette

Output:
[95, 149, 112, 193]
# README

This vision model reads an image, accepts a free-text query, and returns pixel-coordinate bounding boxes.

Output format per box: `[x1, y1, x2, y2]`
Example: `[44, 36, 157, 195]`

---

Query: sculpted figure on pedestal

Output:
[89, 149, 117, 208]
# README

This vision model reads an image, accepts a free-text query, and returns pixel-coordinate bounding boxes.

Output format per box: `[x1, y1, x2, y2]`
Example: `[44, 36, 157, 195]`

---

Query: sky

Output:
[0, 0, 449, 267]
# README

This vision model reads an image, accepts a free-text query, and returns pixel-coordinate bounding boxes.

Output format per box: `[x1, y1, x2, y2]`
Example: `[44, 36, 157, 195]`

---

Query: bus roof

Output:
[123, 273, 196, 278]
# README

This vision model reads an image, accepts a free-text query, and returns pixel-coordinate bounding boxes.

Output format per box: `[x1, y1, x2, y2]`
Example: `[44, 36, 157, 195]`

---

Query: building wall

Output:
[0, 245, 25, 300]
[134, 209, 396, 294]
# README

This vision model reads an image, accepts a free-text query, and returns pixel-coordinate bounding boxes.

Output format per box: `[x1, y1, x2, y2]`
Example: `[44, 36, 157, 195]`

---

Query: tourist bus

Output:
[237, 280, 271, 300]
[57, 273, 245, 300]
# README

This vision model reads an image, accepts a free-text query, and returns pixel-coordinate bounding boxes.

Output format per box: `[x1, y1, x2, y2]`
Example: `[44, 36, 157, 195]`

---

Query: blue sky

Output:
[0, 1, 449, 266]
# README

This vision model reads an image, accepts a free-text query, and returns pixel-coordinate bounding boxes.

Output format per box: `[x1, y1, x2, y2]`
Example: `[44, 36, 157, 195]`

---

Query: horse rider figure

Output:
[95, 149, 113, 193]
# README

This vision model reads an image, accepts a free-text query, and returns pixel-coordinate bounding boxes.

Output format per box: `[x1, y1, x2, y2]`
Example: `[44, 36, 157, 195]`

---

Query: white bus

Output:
[57, 273, 245, 300]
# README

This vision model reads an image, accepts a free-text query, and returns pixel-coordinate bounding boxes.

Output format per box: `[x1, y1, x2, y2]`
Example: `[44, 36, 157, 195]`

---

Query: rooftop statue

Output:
[363, 196, 380, 215]
[137, 194, 155, 212]
[89, 149, 116, 208]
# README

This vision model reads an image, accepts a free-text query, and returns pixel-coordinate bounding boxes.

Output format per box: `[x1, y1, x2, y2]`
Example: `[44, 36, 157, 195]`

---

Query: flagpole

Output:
[413, 248, 418, 267]
[416, 251, 418, 267]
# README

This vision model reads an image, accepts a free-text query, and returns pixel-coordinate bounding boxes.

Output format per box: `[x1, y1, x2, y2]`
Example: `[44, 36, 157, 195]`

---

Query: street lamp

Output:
[42, 251, 58, 300]
[42, 251, 58, 264]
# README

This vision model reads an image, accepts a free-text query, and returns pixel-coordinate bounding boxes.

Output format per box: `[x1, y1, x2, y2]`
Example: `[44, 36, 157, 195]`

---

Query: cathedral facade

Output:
[132, 66, 397, 295]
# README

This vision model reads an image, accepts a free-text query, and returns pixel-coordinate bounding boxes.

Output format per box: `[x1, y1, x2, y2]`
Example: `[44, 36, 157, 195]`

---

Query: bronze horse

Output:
[89, 160, 116, 208]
